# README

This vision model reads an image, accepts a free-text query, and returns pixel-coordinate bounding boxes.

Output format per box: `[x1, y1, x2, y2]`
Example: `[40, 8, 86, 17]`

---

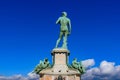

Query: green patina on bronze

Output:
[67, 58, 85, 74]
[33, 58, 51, 74]
[55, 12, 71, 49]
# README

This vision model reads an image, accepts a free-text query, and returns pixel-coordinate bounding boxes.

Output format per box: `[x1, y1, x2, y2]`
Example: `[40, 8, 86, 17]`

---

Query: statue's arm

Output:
[56, 17, 61, 24]
[68, 19, 71, 33]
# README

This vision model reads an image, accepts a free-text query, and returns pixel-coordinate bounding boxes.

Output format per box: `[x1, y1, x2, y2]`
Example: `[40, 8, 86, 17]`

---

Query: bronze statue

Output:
[33, 58, 51, 74]
[55, 12, 71, 49]
[72, 58, 85, 74]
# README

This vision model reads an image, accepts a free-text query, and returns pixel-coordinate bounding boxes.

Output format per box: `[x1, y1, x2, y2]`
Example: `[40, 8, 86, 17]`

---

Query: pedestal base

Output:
[39, 48, 81, 80]
[40, 74, 81, 80]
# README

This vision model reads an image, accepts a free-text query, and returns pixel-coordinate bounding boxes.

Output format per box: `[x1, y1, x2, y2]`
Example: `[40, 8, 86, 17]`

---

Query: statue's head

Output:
[62, 12, 67, 17]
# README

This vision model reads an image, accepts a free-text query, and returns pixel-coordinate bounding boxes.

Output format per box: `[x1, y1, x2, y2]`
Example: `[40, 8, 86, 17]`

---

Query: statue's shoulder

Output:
[58, 17, 62, 19]
[67, 17, 70, 21]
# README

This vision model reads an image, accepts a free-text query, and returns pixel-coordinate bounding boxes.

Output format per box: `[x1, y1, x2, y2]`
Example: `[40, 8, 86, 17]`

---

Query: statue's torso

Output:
[59, 17, 69, 31]
[72, 60, 79, 68]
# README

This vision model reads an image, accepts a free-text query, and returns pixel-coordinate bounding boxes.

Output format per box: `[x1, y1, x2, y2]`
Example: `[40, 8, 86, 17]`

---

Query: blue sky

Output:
[0, 0, 120, 78]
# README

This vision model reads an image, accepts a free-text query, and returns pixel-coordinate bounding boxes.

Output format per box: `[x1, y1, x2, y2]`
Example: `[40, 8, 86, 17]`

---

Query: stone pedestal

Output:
[39, 48, 81, 80]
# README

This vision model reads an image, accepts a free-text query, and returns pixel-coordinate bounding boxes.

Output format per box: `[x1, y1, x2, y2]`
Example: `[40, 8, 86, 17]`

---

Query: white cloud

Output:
[82, 60, 120, 80]
[100, 61, 115, 74]
[27, 72, 39, 79]
[82, 59, 95, 68]
[0, 73, 39, 80]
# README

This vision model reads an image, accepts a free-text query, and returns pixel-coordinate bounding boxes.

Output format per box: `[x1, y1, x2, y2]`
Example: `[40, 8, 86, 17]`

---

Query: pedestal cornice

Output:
[51, 48, 70, 56]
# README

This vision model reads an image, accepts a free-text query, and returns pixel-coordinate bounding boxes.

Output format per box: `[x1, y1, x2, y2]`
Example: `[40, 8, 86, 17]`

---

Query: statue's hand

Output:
[67, 31, 71, 36]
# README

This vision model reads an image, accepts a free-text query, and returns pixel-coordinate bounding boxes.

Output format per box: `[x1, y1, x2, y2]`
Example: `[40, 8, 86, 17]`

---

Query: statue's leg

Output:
[62, 32, 68, 48]
[79, 63, 85, 73]
[78, 64, 83, 73]
[55, 32, 63, 48]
